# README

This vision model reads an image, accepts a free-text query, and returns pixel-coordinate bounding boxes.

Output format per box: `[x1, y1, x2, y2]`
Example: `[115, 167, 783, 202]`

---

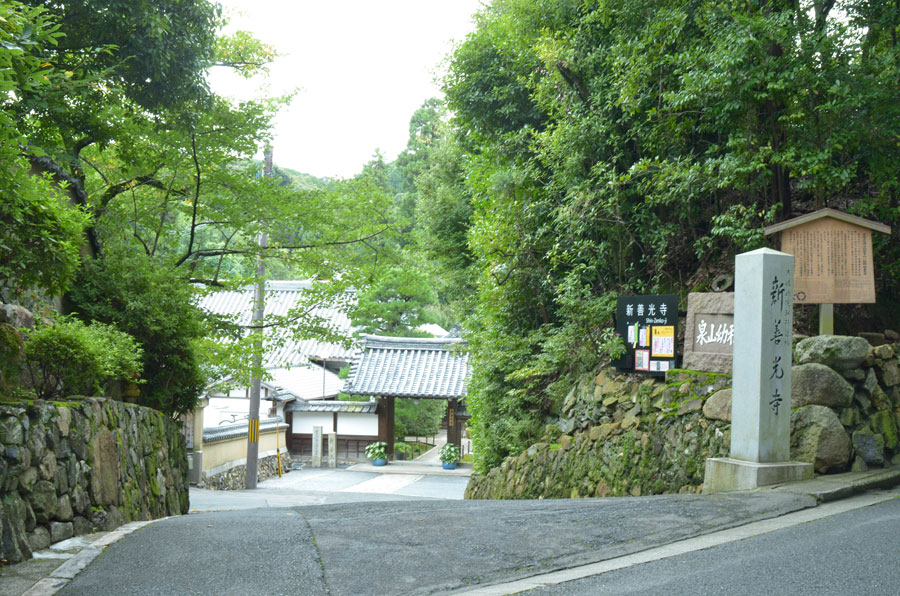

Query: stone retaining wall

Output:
[466, 370, 732, 499]
[202, 450, 288, 491]
[466, 333, 900, 500]
[0, 398, 189, 563]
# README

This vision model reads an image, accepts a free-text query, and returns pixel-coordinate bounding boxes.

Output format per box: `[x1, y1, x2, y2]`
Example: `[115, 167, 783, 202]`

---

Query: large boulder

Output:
[795, 335, 870, 371]
[791, 363, 854, 408]
[29, 480, 58, 523]
[702, 389, 732, 422]
[0, 303, 34, 328]
[1, 493, 33, 563]
[791, 405, 851, 473]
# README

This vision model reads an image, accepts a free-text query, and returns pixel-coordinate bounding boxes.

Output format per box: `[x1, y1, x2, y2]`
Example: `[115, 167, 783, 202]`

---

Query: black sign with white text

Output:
[614, 294, 678, 374]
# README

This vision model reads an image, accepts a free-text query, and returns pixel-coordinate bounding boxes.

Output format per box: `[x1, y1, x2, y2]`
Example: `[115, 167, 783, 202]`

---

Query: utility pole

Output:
[246, 145, 273, 489]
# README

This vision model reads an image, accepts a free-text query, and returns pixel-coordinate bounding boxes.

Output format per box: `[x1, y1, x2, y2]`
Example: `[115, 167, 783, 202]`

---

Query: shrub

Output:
[68, 249, 206, 415]
[0, 323, 25, 392]
[23, 317, 142, 400]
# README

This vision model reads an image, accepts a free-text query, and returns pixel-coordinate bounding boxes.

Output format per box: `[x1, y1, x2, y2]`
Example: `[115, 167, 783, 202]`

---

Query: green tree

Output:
[0, 1, 90, 299]
[67, 248, 207, 415]
[443, 0, 900, 471]
[351, 266, 439, 337]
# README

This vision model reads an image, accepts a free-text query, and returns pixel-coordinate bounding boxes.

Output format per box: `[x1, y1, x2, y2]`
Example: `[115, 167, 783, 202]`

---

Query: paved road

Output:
[521, 492, 900, 595]
[189, 465, 470, 511]
[59, 491, 815, 596]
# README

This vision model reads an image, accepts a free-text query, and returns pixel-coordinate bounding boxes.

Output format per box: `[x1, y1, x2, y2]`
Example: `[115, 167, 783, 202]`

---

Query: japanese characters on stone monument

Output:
[682, 292, 734, 373]
[703, 248, 813, 492]
[731, 249, 793, 461]
[763, 208, 890, 304]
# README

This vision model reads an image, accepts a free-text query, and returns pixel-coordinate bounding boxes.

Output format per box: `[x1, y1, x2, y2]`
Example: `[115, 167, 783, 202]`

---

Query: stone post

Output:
[328, 432, 337, 468]
[312, 425, 323, 468]
[189, 397, 208, 485]
[704, 248, 813, 493]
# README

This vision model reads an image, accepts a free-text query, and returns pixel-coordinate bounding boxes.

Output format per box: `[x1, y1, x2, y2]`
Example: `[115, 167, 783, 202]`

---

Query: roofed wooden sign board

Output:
[764, 208, 890, 304]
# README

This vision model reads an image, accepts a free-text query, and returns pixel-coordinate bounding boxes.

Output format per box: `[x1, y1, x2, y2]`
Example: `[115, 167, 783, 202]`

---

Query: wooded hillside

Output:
[430, 0, 900, 471]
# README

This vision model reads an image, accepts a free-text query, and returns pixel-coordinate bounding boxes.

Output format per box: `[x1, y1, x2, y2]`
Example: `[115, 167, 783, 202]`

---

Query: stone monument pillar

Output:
[704, 248, 813, 492]
[312, 425, 323, 468]
[328, 432, 337, 468]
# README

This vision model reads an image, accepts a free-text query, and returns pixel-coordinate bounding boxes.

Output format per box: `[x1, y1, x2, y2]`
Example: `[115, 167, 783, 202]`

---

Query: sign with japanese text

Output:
[615, 294, 678, 375]
[781, 218, 874, 303]
[731, 248, 794, 463]
[764, 208, 890, 305]
[683, 292, 734, 374]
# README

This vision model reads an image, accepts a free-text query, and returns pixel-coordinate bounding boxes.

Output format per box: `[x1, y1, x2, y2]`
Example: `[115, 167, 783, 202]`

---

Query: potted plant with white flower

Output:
[439, 443, 460, 470]
[365, 441, 388, 466]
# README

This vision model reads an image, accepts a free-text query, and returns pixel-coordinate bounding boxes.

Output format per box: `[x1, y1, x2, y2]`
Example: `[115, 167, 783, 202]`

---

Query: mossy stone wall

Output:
[466, 369, 731, 499]
[0, 398, 189, 563]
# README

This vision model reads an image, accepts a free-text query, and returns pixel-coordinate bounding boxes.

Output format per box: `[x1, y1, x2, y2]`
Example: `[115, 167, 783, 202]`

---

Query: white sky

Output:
[208, 0, 484, 179]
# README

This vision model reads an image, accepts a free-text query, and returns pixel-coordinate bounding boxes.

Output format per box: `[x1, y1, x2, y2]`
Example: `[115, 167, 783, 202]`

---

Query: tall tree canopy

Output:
[0, 0, 393, 414]
[443, 0, 900, 471]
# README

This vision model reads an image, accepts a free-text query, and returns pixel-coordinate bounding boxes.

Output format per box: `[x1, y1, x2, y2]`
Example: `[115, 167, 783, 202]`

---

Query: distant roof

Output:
[268, 364, 343, 401]
[416, 323, 449, 337]
[285, 400, 378, 414]
[764, 208, 891, 235]
[197, 280, 356, 367]
[344, 335, 470, 400]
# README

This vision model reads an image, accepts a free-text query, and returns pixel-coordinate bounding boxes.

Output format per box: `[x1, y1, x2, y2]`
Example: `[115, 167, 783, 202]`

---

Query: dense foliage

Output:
[0, 0, 393, 414]
[438, 0, 900, 471]
[67, 249, 207, 415]
[23, 317, 142, 400]
[0, 2, 90, 300]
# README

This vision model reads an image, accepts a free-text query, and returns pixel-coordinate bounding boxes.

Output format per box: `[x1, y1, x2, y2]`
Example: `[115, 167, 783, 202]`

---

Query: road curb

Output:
[769, 467, 900, 503]
[17, 520, 164, 596]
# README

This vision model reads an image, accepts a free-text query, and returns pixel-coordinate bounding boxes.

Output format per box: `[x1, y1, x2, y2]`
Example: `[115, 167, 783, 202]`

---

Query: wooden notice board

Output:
[765, 209, 890, 305]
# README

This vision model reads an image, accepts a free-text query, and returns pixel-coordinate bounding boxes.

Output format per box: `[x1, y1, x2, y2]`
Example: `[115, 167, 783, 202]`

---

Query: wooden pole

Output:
[819, 303, 834, 335]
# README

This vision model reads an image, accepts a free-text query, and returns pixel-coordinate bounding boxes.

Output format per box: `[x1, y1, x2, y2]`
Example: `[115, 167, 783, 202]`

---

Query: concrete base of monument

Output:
[702, 457, 814, 494]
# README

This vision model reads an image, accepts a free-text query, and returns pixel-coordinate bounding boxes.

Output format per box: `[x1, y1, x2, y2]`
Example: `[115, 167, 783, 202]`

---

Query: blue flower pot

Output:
[372, 458, 387, 466]
[442, 461, 458, 470]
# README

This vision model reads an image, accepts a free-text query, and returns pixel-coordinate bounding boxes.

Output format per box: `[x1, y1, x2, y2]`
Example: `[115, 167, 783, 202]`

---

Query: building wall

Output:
[290, 411, 379, 436]
[204, 396, 281, 427]
[337, 413, 379, 435]
[202, 428, 287, 471]
[292, 411, 335, 434]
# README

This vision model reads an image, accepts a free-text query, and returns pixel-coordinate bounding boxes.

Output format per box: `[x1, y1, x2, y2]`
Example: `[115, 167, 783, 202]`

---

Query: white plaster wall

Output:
[204, 397, 282, 428]
[292, 411, 335, 434]
[290, 411, 378, 436]
[337, 413, 378, 436]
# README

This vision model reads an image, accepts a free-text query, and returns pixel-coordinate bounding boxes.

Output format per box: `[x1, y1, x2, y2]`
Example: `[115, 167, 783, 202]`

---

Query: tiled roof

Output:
[343, 335, 470, 400]
[285, 400, 378, 414]
[197, 280, 356, 367]
[203, 417, 284, 443]
[267, 364, 344, 401]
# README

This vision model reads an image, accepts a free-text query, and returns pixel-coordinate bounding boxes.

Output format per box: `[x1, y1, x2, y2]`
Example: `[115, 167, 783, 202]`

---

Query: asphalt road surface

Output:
[58, 491, 814, 596]
[523, 495, 900, 596]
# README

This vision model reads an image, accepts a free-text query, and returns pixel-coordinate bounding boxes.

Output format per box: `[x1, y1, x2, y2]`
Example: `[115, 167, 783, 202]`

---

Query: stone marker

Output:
[683, 292, 734, 373]
[312, 425, 323, 468]
[328, 432, 337, 468]
[704, 248, 813, 493]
